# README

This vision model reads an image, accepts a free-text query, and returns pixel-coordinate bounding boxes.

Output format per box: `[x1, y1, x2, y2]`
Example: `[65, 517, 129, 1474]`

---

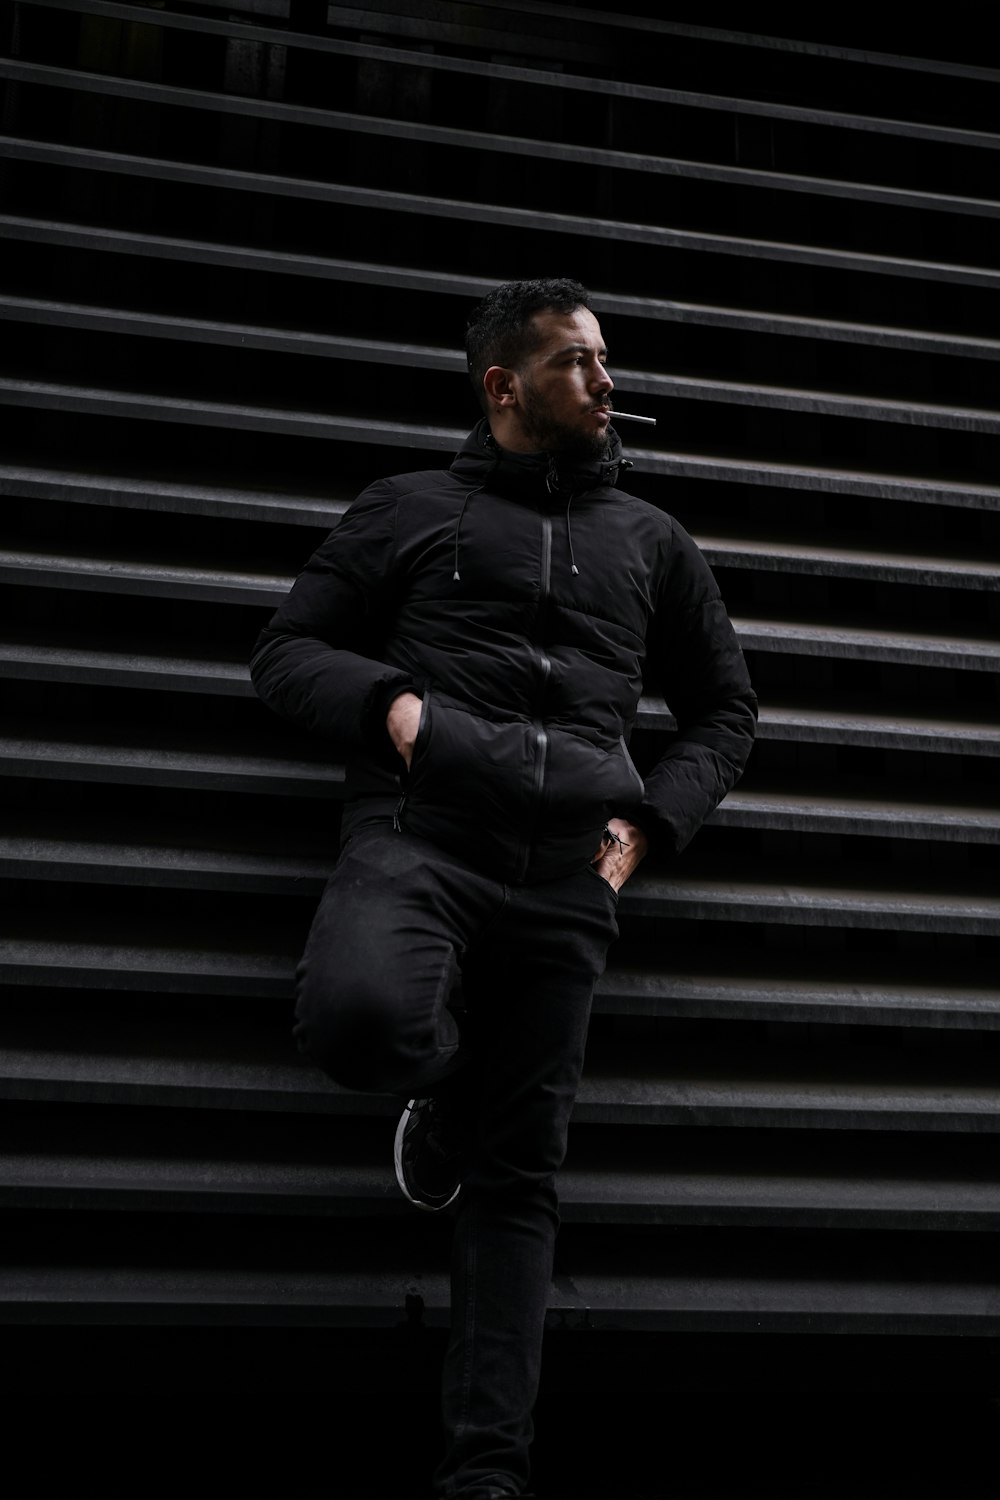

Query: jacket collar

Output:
[449, 419, 631, 501]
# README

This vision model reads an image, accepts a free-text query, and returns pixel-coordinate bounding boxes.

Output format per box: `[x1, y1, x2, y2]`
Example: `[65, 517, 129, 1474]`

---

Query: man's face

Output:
[512, 307, 615, 458]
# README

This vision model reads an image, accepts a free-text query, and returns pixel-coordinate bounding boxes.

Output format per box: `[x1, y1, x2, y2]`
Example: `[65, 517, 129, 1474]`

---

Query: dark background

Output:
[2, 3, 1000, 1494]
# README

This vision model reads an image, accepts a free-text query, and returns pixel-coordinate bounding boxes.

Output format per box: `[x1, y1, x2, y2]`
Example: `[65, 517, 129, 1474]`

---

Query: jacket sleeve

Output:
[635, 519, 757, 854]
[249, 480, 414, 762]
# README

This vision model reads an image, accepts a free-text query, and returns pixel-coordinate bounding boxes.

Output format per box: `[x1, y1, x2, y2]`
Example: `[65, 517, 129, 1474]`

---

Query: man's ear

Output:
[483, 365, 518, 409]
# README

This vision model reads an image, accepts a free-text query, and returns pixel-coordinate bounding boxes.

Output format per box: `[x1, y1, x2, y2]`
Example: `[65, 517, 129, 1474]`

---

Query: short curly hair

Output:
[465, 278, 591, 412]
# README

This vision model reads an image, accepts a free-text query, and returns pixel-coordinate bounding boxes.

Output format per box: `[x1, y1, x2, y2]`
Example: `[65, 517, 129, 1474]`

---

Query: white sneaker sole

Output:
[394, 1099, 462, 1212]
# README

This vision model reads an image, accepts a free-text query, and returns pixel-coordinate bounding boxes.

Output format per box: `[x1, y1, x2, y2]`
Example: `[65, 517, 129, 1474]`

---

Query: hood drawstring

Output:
[565, 495, 580, 576]
[546, 458, 580, 577]
[452, 488, 474, 582]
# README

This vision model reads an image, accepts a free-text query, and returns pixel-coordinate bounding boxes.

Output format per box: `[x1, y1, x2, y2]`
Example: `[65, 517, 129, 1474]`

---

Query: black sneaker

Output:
[394, 1095, 465, 1211]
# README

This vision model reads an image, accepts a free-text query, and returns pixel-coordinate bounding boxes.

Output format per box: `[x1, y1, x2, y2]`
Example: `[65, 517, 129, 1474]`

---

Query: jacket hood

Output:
[450, 418, 632, 501]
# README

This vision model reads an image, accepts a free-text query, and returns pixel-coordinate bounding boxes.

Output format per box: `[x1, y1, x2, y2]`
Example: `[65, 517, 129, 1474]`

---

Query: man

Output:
[251, 278, 757, 1498]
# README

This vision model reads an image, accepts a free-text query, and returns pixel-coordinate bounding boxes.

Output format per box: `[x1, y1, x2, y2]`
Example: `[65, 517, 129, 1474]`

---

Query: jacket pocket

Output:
[406, 690, 433, 779]
[544, 728, 645, 819]
[400, 696, 536, 861]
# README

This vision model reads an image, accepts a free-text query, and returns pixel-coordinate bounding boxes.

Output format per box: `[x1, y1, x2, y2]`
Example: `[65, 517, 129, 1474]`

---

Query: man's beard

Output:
[519, 380, 610, 460]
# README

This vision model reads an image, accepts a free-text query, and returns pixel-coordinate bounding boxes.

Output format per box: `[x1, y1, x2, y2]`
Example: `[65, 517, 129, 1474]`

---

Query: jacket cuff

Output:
[627, 801, 678, 857]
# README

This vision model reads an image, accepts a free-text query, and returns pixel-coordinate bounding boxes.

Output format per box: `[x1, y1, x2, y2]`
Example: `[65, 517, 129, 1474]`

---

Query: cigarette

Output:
[611, 410, 657, 425]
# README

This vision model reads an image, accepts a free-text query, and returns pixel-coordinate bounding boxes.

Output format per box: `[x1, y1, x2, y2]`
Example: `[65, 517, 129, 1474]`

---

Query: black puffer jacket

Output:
[251, 421, 757, 883]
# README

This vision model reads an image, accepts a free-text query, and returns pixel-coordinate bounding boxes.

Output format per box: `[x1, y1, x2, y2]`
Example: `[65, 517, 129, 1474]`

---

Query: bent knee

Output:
[293, 983, 424, 1092]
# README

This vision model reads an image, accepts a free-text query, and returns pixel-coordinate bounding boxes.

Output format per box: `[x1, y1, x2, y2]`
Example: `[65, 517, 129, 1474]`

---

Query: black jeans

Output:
[295, 822, 619, 1497]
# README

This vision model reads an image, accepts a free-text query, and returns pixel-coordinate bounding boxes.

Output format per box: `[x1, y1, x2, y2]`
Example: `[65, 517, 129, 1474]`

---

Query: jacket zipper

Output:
[516, 516, 553, 880]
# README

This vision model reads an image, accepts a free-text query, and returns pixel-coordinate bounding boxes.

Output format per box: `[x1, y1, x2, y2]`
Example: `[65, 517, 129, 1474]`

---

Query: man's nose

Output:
[593, 363, 614, 393]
